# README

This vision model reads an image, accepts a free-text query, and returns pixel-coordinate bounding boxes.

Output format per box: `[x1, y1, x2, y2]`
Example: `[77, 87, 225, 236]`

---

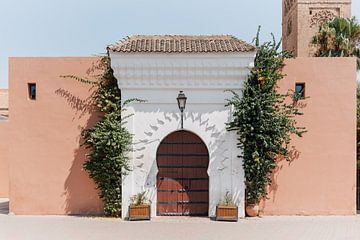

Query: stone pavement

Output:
[1, 199, 360, 240]
[1, 214, 360, 240]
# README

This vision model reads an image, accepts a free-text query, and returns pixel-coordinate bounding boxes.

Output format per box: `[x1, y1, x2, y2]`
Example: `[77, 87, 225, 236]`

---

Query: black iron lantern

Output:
[177, 91, 187, 129]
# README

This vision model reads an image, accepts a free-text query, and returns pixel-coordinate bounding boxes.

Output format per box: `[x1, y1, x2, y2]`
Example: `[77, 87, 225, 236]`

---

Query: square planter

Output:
[215, 205, 238, 222]
[128, 204, 151, 221]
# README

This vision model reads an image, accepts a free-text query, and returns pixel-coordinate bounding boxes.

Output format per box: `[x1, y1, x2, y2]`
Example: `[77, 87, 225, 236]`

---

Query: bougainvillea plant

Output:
[64, 56, 142, 217]
[226, 29, 306, 205]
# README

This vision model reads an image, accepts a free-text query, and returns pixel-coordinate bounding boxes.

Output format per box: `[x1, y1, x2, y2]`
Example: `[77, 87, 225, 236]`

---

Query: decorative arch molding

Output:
[110, 51, 253, 219]
[310, 9, 339, 28]
[122, 106, 245, 218]
[287, 19, 293, 36]
[284, 0, 296, 16]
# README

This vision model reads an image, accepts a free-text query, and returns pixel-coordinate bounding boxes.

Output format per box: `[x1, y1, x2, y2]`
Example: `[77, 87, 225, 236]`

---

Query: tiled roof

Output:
[108, 35, 256, 53]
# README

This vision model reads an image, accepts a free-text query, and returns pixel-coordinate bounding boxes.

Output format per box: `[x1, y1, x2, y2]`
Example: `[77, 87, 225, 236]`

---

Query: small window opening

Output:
[309, 10, 313, 15]
[295, 83, 305, 100]
[28, 83, 36, 100]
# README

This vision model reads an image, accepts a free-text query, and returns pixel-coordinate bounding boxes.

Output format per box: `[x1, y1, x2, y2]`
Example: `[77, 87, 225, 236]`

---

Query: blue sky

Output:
[0, 0, 359, 88]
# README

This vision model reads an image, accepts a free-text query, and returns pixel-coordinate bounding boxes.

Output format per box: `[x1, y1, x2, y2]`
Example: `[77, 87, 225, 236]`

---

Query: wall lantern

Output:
[177, 91, 187, 129]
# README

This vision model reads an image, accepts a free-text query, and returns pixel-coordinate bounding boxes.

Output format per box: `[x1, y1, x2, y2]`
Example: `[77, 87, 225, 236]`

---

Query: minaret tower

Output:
[282, 0, 352, 57]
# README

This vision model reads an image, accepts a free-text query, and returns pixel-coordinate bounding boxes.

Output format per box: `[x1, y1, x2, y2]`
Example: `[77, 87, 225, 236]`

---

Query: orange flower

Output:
[258, 76, 266, 81]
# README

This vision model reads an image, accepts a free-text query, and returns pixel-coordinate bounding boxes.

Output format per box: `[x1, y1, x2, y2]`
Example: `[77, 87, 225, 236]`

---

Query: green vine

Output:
[226, 29, 306, 205]
[63, 56, 140, 217]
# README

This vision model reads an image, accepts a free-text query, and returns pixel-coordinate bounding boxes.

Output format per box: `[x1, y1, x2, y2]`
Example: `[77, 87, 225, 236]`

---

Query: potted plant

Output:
[245, 188, 260, 217]
[128, 192, 151, 221]
[245, 201, 260, 217]
[216, 192, 238, 222]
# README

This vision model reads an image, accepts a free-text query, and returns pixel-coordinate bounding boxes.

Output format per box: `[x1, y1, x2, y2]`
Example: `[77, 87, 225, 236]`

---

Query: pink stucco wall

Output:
[0, 122, 9, 197]
[0, 89, 9, 197]
[8, 57, 103, 215]
[2, 56, 357, 215]
[263, 57, 357, 215]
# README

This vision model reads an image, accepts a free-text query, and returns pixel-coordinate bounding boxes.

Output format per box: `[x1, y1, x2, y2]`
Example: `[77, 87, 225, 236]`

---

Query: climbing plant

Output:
[63, 56, 140, 217]
[226, 29, 306, 205]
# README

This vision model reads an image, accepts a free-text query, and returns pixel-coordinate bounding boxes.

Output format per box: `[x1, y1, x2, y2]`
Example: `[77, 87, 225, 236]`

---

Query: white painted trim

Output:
[111, 52, 254, 219]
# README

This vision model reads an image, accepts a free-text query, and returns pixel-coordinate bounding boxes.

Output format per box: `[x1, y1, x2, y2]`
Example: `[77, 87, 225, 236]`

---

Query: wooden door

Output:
[156, 130, 209, 216]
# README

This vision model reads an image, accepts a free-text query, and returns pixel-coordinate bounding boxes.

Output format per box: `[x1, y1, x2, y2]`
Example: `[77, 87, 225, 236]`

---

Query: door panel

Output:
[182, 168, 208, 178]
[182, 203, 208, 216]
[157, 191, 181, 202]
[181, 192, 209, 202]
[157, 178, 183, 190]
[156, 130, 209, 216]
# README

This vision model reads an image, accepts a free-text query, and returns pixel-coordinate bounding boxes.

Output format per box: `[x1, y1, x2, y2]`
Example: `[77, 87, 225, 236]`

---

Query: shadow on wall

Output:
[132, 105, 242, 215]
[54, 88, 95, 120]
[267, 147, 301, 202]
[56, 68, 103, 215]
[263, 96, 306, 208]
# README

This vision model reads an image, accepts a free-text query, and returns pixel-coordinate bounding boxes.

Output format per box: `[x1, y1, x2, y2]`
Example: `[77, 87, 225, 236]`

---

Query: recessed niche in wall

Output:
[295, 83, 305, 99]
[28, 83, 36, 100]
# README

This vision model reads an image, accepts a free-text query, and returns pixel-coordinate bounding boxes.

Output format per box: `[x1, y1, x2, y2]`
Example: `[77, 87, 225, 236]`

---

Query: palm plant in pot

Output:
[128, 191, 151, 221]
[216, 192, 238, 221]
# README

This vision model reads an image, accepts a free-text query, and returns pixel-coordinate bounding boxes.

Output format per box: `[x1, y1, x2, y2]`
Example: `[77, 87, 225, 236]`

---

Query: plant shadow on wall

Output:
[226, 27, 306, 216]
[59, 57, 142, 217]
[132, 104, 243, 215]
[55, 62, 103, 215]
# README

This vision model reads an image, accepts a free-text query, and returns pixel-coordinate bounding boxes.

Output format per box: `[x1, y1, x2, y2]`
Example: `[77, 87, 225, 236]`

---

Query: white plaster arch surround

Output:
[110, 52, 255, 218]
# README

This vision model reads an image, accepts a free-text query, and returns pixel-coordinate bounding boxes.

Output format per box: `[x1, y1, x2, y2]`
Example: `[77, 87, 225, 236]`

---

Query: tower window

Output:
[295, 83, 305, 99]
[28, 83, 36, 100]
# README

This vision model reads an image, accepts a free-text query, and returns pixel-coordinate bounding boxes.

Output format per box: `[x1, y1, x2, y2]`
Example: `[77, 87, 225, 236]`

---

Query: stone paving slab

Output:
[1, 214, 360, 240]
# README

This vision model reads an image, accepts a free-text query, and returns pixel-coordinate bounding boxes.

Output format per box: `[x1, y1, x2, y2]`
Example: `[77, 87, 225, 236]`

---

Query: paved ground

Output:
[1, 199, 360, 240]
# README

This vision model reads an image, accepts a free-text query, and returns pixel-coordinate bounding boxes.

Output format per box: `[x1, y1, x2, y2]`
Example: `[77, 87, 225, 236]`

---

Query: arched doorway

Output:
[156, 130, 209, 216]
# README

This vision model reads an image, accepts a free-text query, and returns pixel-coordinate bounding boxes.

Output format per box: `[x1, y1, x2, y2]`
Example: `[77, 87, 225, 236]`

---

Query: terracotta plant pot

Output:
[216, 205, 238, 222]
[245, 203, 259, 217]
[128, 204, 151, 221]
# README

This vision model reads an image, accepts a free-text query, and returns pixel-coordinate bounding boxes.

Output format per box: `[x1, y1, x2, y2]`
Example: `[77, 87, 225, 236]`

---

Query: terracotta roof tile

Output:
[108, 35, 255, 53]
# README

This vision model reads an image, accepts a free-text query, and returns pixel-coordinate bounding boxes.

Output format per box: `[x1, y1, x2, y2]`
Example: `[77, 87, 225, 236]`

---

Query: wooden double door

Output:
[156, 130, 209, 216]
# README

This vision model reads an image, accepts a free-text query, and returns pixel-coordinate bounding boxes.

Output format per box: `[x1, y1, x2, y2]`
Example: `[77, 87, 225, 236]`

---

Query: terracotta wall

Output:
[263, 57, 357, 215]
[0, 122, 9, 197]
[3, 56, 357, 215]
[0, 89, 9, 197]
[8, 57, 103, 215]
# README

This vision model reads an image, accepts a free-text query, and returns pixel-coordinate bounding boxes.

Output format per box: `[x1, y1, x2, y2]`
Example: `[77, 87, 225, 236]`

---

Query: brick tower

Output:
[282, 0, 352, 57]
